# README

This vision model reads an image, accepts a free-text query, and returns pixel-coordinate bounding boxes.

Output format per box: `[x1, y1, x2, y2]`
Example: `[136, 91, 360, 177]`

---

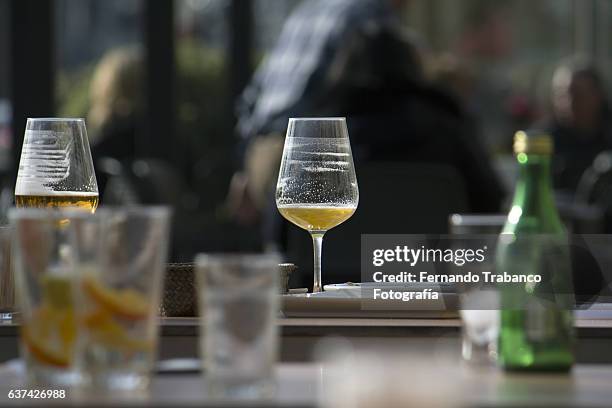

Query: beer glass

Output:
[276, 118, 358, 292]
[15, 118, 98, 212]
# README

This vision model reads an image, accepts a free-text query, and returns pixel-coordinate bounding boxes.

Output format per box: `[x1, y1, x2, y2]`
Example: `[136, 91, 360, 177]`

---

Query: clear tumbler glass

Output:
[10, 209, 84, 386]
[73, 207, 171, 392]
[196, 253, 280, 400]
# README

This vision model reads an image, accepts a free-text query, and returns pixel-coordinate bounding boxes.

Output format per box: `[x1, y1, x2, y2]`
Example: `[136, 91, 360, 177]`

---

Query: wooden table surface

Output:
[2, 315, 612, 406]
[0, 359, 612, 407]
[0, 360, 317, 407]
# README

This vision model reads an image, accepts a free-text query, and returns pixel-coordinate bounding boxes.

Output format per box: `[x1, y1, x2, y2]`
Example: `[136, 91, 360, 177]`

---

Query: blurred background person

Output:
[85, 47, 144, 204]
[88, 47, 143, 165]
[540, 60, 612, 301]
[229, 0, 505, 284]
[231, 0, 504, 230]
[229, 0, 423, 226]
[545, 59, 612, 193]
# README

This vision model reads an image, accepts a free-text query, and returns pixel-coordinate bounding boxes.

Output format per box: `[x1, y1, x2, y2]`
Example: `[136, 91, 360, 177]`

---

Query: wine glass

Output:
[276, 118, 359, 292]
[15, 118, 98, 212]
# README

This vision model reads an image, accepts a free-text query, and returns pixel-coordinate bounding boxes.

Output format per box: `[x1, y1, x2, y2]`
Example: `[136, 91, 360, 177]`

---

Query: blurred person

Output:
[232, 0, 508, 288]
[86, 47, 148, 206]
[230, 0, 504, 232]
[230, 0, 421, 224]
[88, 47, 143, 163]
[236, 0, 421, 142]
[87, 48, 190, 208]
[546, 59, 612, 192]
[541, 60, 612, 302]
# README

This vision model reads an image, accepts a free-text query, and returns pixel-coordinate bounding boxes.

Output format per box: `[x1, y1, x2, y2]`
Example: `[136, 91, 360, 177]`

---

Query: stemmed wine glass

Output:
[276, 118, 359, 293]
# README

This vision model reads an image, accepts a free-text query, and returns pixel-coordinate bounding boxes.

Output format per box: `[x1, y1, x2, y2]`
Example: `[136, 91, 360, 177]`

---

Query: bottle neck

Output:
[509, 153, 560, 230]
[518, 152, 552, 183]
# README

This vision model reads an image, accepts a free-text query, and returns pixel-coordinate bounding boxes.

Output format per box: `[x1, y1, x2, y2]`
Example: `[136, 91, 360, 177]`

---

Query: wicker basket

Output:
[160, 262, 296, 317]
[161, 263, 197, 317]
[278, 263, 297, 294]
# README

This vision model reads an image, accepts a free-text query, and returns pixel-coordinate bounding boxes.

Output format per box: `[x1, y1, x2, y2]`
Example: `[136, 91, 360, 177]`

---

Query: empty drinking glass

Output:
[196, 254, 280, 400]
[450, 214, 503, 364]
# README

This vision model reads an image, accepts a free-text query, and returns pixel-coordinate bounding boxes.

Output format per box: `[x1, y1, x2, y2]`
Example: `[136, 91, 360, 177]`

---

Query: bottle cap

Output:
[514, 130, 553, 155]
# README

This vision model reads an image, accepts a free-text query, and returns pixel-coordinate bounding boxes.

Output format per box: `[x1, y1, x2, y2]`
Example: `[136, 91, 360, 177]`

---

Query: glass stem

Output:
[311, 232, 325, 293]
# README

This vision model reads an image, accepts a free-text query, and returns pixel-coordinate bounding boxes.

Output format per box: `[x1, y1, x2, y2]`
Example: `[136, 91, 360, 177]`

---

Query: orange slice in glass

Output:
[82, 276, 149, 321]
[82, 308, 153, 352]
[21, 323, 71, 368]
[22, 275, 77, 368]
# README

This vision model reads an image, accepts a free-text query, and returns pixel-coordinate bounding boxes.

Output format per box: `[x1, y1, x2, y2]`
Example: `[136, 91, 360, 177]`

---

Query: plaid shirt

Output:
[237, 0, 399, 141]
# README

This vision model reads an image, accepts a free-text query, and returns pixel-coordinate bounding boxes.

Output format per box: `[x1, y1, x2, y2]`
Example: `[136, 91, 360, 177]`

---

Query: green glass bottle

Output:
[496, 130, 574, 371]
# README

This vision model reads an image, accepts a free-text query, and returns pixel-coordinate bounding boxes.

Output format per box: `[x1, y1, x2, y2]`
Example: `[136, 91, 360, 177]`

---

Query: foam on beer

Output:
[14, 184, 98, 196]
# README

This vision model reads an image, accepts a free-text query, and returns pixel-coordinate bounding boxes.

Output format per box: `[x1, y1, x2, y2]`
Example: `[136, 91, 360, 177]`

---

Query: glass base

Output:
[87, 371, 150, 392]
[27, 366, 82, 388]
[462, 336, 497, 365]
[207, 377, 275, 400]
